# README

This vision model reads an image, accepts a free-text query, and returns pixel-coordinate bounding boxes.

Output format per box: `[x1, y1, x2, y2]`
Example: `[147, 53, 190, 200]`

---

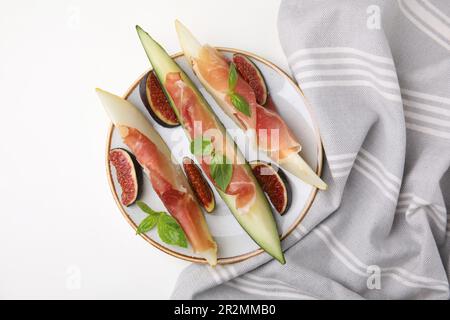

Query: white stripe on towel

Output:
[398, 0, 450, 50]
[405, 123, 450, 139]
[401, 89, 450, 139]
[403, 99, 450, 117]
[327, 152, 358, 178]
[404, 110, 450, 128]
[299, 80, 402, 102]
[327, 153, 358, 162]
[314, 225, 449, 291]
[288, 47, 394, 65]
[360, 149, 402, 185]
[225, 280, 316, 299]
[401, 89, 450, 105]
[296, 68, 400, 90]
[396, 193, 447, 232]
[421, 0, 450, 25]
[292, 58, 397, 77]
[354, 164, 398, 202]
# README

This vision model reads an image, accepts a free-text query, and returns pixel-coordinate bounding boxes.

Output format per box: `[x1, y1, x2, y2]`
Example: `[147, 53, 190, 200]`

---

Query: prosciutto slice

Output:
[196, 46, 301, 161]
[122, 127, 217, 256]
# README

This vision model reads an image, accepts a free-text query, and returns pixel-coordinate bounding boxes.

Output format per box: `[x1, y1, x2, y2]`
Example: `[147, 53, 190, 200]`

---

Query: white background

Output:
[0, 0, 289, 299]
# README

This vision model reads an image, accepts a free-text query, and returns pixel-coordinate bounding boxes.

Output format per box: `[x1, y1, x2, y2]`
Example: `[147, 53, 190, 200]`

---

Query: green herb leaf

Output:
[135, 201, 187, 246]
[210, 154, 233, 191]
[190, 137, 213, 156]
[136, 201, 157, 215]
[157, 214, 188, 248]
[230, 93, 251, 117]
[137, 201, 166, 216]
[136, 214, 159, 235]
[228, 63, 238, 92]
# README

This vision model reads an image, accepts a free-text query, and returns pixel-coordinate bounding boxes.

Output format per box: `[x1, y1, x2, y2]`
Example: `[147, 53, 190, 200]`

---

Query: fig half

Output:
[182, 157, 215, 213]
[139, 71, 180, 128]
[233, 54, 268, 105]
[109, 148, 141, 206]
[250, 161, 292, 215]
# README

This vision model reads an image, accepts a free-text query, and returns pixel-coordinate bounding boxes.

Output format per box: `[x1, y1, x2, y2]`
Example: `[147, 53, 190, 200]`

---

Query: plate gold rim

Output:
[105, 48, 324, 265]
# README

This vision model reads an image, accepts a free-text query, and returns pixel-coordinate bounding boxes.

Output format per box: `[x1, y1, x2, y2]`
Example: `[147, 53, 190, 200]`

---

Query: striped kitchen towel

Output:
[171, 0, 450, 299]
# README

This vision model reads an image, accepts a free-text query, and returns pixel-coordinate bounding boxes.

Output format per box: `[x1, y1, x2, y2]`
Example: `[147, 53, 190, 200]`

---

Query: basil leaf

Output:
[157, 214, 188, 248]
[135, 201, 186, 247]
[210, 154, 233, 191]
[136, 201, 157, 215]
[228, 63, 238, 91]
[190, 137, 213, 156]
[230, 93, 251, 117]
[136, 214, 159, 235]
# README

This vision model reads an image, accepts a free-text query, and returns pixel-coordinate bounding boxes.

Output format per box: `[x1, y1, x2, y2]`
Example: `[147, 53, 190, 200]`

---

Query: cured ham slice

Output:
[226, 165, 256, 211]
[123, 127, 216, 257]
[166, 72, 218, 135]
[256, 105, 302, 160]
[197, 45, 300, 160]
[97, 88, 217, 265]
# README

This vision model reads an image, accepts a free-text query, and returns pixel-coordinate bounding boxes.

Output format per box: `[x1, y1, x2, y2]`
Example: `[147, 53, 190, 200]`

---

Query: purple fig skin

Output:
[139, 71, 180, 128]
[182, 157, 216, 213]
[109, 148, 142, 206]
[250, 161, 292, 215]
[233, 54, 268, 105]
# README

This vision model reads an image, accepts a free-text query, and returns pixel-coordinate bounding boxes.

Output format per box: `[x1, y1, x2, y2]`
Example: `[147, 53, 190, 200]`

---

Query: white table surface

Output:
[0, 0, 289, 299]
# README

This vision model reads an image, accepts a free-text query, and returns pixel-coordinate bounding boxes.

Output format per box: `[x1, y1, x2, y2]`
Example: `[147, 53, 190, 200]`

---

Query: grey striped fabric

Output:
[171, 0, 450, 299]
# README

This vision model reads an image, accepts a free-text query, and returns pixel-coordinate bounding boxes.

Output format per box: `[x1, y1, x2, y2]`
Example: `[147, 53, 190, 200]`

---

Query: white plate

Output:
[106, 48, 323, 264]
